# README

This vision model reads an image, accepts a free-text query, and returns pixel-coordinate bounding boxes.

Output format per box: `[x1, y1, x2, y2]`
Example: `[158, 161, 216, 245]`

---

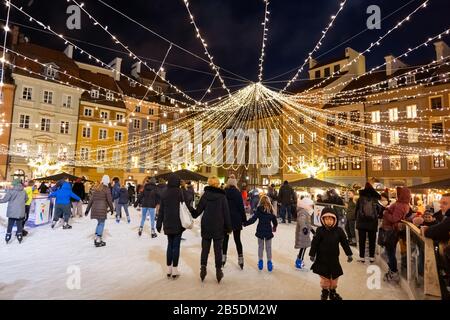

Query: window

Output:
[149, 108, 154, 115]
[40, 118, 50, 132]
[299, 116, 305, 124]
[388, 79, 397, 89]
[390, 130, 400, 144]
[298, 156, 305, 165]
[351, 131, 360, 145]
[350, 111, 360, 122]
[407, 128, 419, 143]
[80, 147, 89, 161]
[372, 83, 381, 92]
[324, 67, 331, 77]
[206, 145, 212, 155]
[22, 87, 32, 100]
[334, 64, 340, 73]
[129, 80, 136, 88]
[155, 86, 163, 94]
[62, 95, 72, 108]
[327, 158, 336, 170]
[405, 74, 415, 85]
[371, 111, 380, 123]
[389, 156, 402, 171]
[338, 112, 347, 124]
[100, 111, 109, 120]
[338, 136, 348, 146]
[148, 122, 154, 131]
[97, 149, 106, 162]
[84, 108, 93, 117]
[114, 131, 123, 142]
[205, 166, 212, 173]
[131, 156, 139, 168]
[406, 105, 417, 119]
[116, 113, 124, 122]
[288, 135, 293, 145]
[351, 157, 362, 170]
[287, 156, 293, 166]
[326, 134, 336, 147]
[90, 89, 100, 99]
[372, 132, 381, 145]
[82, 127, 91, 138]
[43, 90, 53, 104]
[16, 142, 28, 153]
[45, 65, 57, 78]
[315, 70, 321, 79]
[135, 105, 141, 113]
[299, 133, 305, 144]
[327, 114, 336, 126]
[131, 136, 139, 148]
[60, 121, 69, 134]
[99, 129, 107, 140]
[372, 157, 383, 171]
[161, 124, 168, 133]
[19, 114, 30, 129]
[58, 146, 68, 161]
[433, 153, 446, 168]
[430, 97, 443, 110]
[133, 119, 141, 129]
[339, 157, 348, 170]
[407, 155, 420, 170]
[432, 122, 444, 138]
[388, 108, 398, 122]
[112, 150, 121, 162]
[311, 132, 317, 142]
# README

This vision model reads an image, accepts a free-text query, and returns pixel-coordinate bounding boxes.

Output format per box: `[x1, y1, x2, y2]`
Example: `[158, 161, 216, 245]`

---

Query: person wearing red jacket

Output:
[381, 187, 412, 283]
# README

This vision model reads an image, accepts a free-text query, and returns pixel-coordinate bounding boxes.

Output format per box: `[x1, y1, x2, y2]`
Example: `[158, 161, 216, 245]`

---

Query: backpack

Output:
[358, 197, 378, 220]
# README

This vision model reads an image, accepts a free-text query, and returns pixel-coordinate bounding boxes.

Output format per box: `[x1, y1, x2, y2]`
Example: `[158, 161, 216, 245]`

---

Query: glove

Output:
[310, 256, 315, 262]
[272, 226, 277, 233]
[84, 211, 89, 217]
[347, 256, 353, 263]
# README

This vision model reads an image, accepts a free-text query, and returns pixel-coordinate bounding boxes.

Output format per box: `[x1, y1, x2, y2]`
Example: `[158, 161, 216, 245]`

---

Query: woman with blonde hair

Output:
[243, 195, 278, 272]
[190, 176, 232, 283]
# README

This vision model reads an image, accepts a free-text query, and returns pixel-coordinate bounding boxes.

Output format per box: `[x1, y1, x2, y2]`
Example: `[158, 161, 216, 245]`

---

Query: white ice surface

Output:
[0, 205, 408, 300]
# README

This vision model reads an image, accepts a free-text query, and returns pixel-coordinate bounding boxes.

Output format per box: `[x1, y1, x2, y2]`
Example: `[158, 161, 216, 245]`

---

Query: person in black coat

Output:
[127, 183, 135, 206]
[135, 178, 160, 238]
[243, 195, 278, 272]
[223, 176, 247, 269]
[309, 207, 353, 300]
[278, 180, 295, 223]
[116, 184, 131, 223]
[189, 176, 232, 283]
[355, 182, 383, 263]
[71, 178, 86, 218]
[156, 174, 184, 279]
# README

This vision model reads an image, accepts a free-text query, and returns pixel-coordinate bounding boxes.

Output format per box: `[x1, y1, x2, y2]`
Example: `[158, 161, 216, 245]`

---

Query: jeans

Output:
[116, 203, 130, 220]
[53, 204, 71, 223]
[280, 204, 292, 222]
[95, 219, 105, 236]
[114, 199, 119, 215]
[258, 238, 272, 261]
[223, 230, 243, 256]
[358, 229, 377, 258]
[167, 234, 182, 267]
[7, 218, 24, 235]
[201, 238, 223, 269]
[385, 231, 399, 272]
[140, 207, 156, 231]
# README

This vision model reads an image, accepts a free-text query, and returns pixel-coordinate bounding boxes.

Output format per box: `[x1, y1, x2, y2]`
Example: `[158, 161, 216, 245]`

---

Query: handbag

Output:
[179, 190, 194, 229]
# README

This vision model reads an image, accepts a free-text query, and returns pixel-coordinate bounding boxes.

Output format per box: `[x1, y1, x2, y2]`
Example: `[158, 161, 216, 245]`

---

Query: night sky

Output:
[2, 0, 449, 100]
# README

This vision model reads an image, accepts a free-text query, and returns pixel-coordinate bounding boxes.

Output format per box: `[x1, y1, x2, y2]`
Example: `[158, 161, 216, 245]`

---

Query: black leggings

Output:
[201, 238, 223, 269]
[23, 205, 30, 228]
[166, 234, 182, 267]
[298, 248, 307, 260]
[358, 229, 377, 258]
[223, 230, 243, 256]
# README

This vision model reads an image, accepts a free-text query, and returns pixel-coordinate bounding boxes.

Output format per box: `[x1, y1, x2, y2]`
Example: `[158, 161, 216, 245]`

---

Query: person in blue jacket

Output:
[111, 177, 121, 216]
[49, 181, 81, 229]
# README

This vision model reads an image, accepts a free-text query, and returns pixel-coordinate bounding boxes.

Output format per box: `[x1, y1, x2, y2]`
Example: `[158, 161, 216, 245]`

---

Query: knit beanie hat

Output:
[12, 178, 22, 187]
[101, 175, 110, 186]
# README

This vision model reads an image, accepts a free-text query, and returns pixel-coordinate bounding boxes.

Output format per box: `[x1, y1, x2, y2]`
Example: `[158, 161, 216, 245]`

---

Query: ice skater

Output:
[244, 195, 278, 272]
[295, 197, 315, 270]
[0, 179, 28, 244]
[49, 181, 81, 229]
[115, 183, 131, 223]
[135, 177, 159, 238]
[309, 207, 353, 300]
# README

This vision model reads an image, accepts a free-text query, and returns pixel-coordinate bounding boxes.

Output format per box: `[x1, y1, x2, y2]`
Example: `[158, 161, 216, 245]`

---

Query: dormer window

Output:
[106, 91, 114, 101]
[44, 64, 58, 78]
[388, 79, 397, 89]
[405, 74, 415, 85]
[129, 80, 136, 88]
[372, 83, 381, 92]
[90, 89, 100, 99]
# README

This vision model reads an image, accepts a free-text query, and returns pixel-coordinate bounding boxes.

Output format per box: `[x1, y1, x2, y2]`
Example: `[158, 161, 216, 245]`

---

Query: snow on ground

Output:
[0, 205, 408, 300]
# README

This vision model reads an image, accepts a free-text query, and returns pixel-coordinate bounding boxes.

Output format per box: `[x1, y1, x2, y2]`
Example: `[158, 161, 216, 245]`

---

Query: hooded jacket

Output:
[295, 207, 314, 249]
[86, 185, 114, 220]
[111, 181, 121, 200]
[0, 185, 28, 219]
[156, 174, 184, 235]
[191, 186, 232, 239]
[355, 185, 382, 231]
[48, 182, 81, 205]
[309, 208, 353, 279]
[118, 187, 129, 205]
[382, 187, 412, 231]
[225, 185, 247, 231]
[278, 183, 295, 206]
[245, 206, 278, 240]
[136, 182, 159, 208]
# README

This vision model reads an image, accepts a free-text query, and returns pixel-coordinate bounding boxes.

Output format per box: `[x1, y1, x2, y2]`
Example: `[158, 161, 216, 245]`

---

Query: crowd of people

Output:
[1, 174, 449, 300]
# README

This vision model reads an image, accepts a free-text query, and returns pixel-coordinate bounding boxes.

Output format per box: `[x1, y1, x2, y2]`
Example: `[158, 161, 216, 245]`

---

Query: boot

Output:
[329, 289, 342, 300]
[172, 267, 179, 279]
[267, 260, 273, 272]
[200, 265, 207, 282]
[5, 233, 11, 244]
[94, 236, 106, 247]
[17, 233, 23, 244]
[238, 255, 244, 270]
[321, 289, 329, 300]
[384, 270, 400, 283]
[258, 259, 264, 270]
[63, 223, 72, 229]
[51, 221, 57, 229]
[127, 216, 131, 224]
[151, 230, 157, 238]
[216, 268, 224, 283]
[138, 227, 143, 237]
[167, 266, 172, 278]
[295, 258, 303, 269]
[222, 254, 227, 267]
[22, 229, 29, 237]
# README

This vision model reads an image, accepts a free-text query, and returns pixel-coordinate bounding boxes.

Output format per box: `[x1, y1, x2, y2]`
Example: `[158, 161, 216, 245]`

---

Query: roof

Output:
[290, 177, 344, 188]
[407, 177, 450, 190]
[291, 71, 349, 94]
[154, 169, 208, 182]
[310, 53, 347, 70]
[116, 76, 174, 107]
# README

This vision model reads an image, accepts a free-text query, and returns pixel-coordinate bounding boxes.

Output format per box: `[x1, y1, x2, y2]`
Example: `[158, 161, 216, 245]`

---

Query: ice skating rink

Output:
[0, 206, 408, 300]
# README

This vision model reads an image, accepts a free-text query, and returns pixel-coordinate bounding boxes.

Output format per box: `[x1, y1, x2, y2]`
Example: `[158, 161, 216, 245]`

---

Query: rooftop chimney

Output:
[434, 41, 450, 62]
[11, 26, 19, 47]
[384, 55, 407, 76]
[309, 57, 317, 69]
[108, 57, 122, 81]
[64, 45, 74, 59]
[131, 61, 141, 79]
